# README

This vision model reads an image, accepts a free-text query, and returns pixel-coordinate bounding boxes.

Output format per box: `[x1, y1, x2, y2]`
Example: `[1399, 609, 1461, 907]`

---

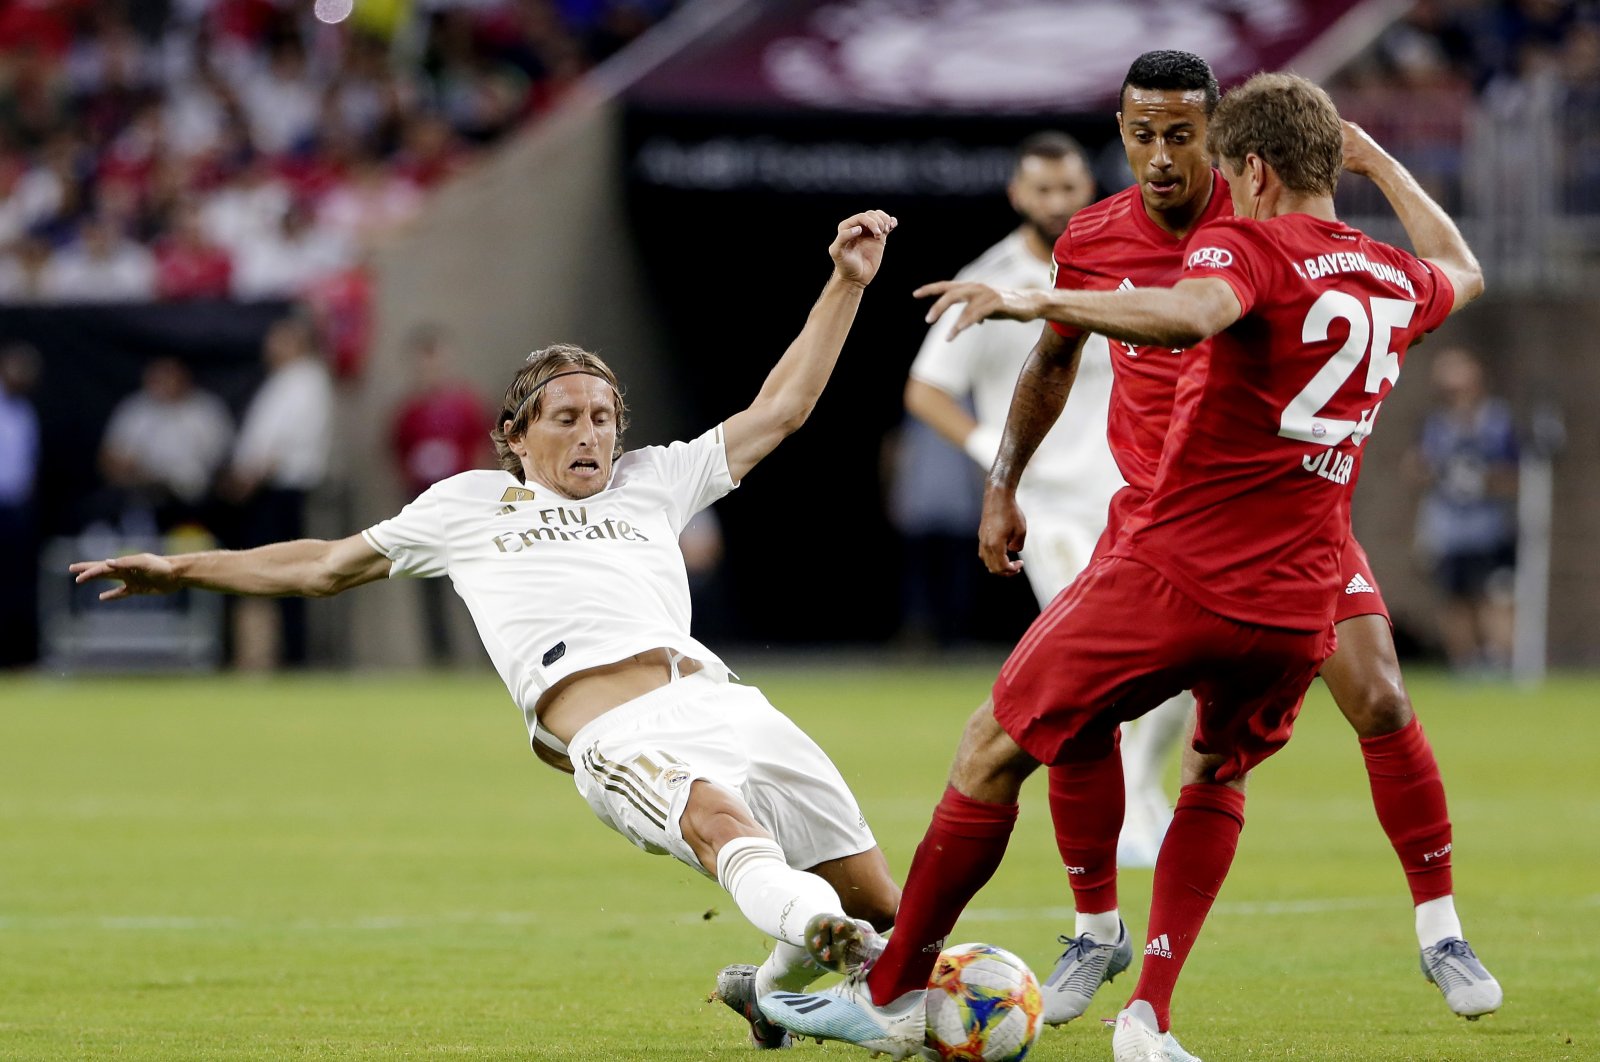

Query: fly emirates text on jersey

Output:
[491, 505, 651, 551]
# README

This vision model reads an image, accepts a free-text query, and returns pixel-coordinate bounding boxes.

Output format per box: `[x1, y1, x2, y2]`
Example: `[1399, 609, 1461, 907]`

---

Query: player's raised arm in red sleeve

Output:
[722, 210, 896, 482]
[1342, 120, 1483, 315]
[70, 534, 391, 601]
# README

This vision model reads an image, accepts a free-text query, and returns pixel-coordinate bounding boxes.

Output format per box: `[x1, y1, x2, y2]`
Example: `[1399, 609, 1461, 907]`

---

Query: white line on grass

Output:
[8, 895, 1598, 932]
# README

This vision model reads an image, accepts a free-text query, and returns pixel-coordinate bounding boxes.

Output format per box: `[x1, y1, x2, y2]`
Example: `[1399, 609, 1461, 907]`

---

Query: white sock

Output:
[716, 835, 844, 948]
[1075, 909, 1122, 941]
[1415, 895, 1463, 948]
[756, 941, 826, 995]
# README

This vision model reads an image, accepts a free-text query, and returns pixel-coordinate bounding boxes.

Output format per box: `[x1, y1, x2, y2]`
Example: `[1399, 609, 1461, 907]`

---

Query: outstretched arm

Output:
[70, 534, 391, 601]
[722, 210, 896, 482]
[905, 379, 989, 462]
[1342, 121, 1484, 312]
[913, 276, 1241, 349]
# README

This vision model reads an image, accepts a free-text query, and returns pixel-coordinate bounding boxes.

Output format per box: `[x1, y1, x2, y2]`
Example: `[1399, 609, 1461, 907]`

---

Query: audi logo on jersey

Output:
[1187, 246, 1234, 269]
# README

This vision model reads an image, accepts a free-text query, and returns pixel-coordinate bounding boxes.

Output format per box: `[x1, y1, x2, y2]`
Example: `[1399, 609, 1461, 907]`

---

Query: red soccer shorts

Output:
[1087, 484, 1146, 566]
[1334, 537, 1391, 625]
[992, 556, 1335, 783]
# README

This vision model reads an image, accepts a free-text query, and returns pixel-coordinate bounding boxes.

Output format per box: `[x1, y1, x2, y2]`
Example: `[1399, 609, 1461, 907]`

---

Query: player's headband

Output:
[506, 369, 614, 429]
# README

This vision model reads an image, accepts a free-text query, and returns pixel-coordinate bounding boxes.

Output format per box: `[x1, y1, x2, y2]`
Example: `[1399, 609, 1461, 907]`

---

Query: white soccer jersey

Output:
[909, 230, 1124, 525]
[362, 425, 736, 743]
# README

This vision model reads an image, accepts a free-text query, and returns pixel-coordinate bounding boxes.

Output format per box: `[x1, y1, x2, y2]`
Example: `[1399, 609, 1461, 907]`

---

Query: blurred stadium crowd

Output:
[0, 0, 679, 668]
[1347, 0, 1597, 91]
[0, 0, 677, 313]
[1, 0, 1591, 673]
[1329, 0, 1600, 216]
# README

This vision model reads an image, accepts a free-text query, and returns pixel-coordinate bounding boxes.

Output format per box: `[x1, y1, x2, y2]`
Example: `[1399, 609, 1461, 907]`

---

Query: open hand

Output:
[913, 280, 1039, 340]
[68, 554, 181, 600]
[829, 210, 897, 286]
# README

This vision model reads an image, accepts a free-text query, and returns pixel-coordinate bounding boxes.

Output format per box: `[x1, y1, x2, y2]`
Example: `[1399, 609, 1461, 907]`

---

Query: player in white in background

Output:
[71, 211, 903, 1052]
[905, 131, 1189, 869]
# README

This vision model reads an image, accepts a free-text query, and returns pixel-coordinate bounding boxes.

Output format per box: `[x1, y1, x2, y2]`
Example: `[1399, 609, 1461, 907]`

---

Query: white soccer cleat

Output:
[1041, 919, 1133, 1024]
[1161, 1029, 1203, 1062]
[1111, 1000, 1170, 1062]
[757, 979, 927, 1060]
[1420, 937, 1502, 1018]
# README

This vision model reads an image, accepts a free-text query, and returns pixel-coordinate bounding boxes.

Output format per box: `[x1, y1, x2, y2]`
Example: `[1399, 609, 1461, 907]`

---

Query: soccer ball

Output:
[923, 942, 1044, 1061]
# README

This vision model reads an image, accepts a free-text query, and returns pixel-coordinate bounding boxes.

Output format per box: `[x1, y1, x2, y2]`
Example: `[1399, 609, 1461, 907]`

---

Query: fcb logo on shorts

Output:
[662, 767, 691, 790]
[1187, 246, 1234, 269]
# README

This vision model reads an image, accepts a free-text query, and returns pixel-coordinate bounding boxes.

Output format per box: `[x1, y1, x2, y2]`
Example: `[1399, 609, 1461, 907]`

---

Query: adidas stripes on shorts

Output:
[992, 555, 1334, 782]
[1334, 537, 1391, 626]
[568, 670, 877, 876]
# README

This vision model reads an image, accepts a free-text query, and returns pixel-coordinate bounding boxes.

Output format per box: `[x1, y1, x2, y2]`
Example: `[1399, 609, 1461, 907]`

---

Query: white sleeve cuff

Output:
[962, 423, 1003, 469]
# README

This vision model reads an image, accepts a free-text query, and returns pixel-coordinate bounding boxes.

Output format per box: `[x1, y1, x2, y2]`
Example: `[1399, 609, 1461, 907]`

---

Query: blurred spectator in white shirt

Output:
[98, 355, 234, 530]
[0, 157, 64, 245]
[161, 49, 236, 160]
[317, 152, 423, 245]
[231, 198, 351, 299]
[225, 314, 334, 669]
[200, 157, 291, 255]
[233, 37, 322, 155]
[39, 215, 156, 301]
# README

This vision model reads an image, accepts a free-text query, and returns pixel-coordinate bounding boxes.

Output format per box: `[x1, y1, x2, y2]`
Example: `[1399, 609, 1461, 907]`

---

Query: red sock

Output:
[1047, 753, 1124, 914]
[1360, 716, 1453, 904]
[866, 785, 1018, 1005]
[1129, 783, 1245, 1032]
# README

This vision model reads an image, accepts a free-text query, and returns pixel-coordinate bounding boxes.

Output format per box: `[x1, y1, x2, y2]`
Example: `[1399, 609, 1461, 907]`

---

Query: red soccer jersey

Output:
[1051, 171, 1234, 496]
[1110, 213, 1455, 630]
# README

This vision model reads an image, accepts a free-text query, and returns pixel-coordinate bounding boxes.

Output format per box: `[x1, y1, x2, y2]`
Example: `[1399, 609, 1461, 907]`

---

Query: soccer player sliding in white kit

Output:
[72, 210, 902, 1051]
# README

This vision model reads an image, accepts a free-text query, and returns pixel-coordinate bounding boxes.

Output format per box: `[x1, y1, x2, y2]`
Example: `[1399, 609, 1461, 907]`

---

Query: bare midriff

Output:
[536, 647, 702, 747]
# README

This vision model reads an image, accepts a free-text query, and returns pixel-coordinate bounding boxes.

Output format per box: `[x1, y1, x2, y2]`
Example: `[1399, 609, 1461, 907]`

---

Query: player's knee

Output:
[1343, 680, 1413, 737]
[1180, 748, 1241, 789]
[846, 890, 899, 933]
[949, 702, 1035, 801]
[684, 781, 766, 853]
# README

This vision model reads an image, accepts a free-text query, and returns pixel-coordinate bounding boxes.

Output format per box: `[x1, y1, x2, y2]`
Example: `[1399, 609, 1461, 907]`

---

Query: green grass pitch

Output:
[2, 663, 1596, 1060]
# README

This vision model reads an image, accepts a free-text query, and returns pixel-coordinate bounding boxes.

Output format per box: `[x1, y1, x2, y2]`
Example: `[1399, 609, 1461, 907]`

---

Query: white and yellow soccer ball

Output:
[923, 942, 1044, 1061]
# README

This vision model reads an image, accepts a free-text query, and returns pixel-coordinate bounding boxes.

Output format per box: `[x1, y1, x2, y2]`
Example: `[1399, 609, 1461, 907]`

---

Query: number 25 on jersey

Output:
[1280, 290, 1414, 451]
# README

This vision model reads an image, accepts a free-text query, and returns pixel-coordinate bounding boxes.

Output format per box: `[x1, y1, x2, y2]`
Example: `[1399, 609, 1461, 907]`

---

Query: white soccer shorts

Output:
[568, 670, 877, 876]
[1016, 507, 1106, 608]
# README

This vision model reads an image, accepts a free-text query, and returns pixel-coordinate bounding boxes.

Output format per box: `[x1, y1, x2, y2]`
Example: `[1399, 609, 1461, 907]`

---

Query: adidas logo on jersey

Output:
[1144, 934, 1173, 959]
[1345, 573, 1376, 595]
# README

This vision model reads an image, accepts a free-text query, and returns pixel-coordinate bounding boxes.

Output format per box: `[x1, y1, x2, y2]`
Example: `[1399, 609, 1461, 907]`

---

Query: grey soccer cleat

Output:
[1042, 919, 1134, 1024]
[712, 963, 792, 1049]
[1420, 937, 1502, 1019]
[802, 913, 886, 976]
